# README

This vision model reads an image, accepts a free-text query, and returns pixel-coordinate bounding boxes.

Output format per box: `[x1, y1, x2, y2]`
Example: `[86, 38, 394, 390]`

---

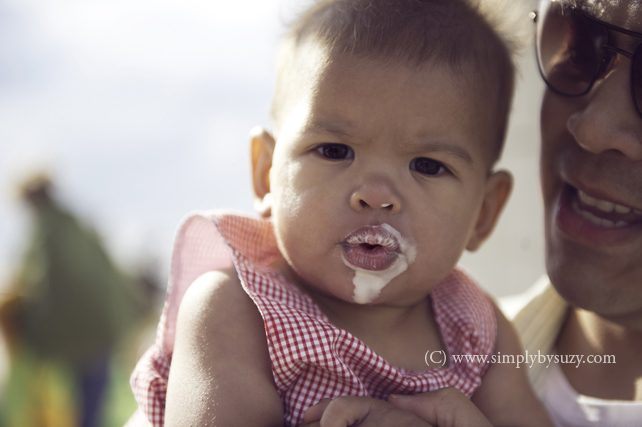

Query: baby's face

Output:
[259, 50, 505, 305]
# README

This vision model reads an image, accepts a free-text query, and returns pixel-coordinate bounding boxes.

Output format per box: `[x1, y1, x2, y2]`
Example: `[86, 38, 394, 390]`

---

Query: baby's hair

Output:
[271, 0, 529, 166]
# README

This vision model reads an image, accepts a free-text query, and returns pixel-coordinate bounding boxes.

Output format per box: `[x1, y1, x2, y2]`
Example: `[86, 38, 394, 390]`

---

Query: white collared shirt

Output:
[500, 277, 642, 426]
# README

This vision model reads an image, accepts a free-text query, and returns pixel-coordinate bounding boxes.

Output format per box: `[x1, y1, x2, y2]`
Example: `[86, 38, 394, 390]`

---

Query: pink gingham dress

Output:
[127, 211, 497, 427]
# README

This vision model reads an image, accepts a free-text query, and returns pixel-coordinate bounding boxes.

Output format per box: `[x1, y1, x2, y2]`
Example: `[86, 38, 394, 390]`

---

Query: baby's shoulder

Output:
[167, 269, 283, 426]
[178, 268, 261, 334]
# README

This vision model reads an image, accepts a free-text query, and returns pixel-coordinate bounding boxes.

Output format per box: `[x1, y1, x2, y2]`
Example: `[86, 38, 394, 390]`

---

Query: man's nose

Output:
[567, 61, 642, 161]
[349, 174, 402, 214]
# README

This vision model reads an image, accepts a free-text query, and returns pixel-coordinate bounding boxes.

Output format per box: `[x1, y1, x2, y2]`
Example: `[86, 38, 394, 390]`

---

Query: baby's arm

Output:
[470, 303, 553, 427]
[165, 269, 284, 427]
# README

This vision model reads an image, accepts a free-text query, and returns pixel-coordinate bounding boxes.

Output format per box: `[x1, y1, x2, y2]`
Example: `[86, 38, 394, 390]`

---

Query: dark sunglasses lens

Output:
[537, 2, 607, 95]
[632, 44, 642, 116]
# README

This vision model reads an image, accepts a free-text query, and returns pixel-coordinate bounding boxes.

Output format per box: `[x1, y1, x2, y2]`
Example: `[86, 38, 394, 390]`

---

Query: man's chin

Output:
[547, 250, 642, 328]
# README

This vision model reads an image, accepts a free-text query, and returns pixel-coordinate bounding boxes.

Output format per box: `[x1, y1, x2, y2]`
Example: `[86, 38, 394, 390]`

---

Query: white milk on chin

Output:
[342, 223, 417, 304]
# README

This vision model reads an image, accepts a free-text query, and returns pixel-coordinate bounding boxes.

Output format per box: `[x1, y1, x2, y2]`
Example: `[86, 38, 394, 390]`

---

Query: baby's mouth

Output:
[569, 186, 642, 228]
[341, 226, 400, 271]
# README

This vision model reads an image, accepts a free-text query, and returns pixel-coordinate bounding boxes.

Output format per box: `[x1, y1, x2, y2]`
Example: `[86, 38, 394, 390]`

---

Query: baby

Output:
[127, 0, 552, 426]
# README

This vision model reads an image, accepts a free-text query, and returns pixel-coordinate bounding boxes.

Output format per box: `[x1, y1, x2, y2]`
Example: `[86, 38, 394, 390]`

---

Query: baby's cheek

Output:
[274, 186, 304, 220]
[270, 168, 304, 220]
[415, 220, 471, 273]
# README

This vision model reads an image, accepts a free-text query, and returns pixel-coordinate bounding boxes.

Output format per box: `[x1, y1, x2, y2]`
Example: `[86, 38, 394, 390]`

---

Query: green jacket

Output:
[16, 202, 142, 367]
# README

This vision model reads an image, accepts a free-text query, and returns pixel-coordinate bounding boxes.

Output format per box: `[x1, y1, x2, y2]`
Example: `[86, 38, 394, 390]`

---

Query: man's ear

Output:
[250, 126, 276, 218]
[466, 170, 513, 251]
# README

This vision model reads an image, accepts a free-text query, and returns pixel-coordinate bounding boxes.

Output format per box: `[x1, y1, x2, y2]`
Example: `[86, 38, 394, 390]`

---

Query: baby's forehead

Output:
[290, 51, 497, 164]
[271, 0, 520, 165]
[303, 44, 483, 102]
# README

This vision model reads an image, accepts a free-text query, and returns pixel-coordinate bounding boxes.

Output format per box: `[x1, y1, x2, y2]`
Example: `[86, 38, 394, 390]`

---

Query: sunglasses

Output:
[534, 0, 642, 118]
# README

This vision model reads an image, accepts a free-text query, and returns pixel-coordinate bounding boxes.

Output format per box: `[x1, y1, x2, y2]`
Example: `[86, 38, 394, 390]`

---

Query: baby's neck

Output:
[315, 293, 447, 371]
[270, 256, 447, 370]
[315, 292, 426, 330]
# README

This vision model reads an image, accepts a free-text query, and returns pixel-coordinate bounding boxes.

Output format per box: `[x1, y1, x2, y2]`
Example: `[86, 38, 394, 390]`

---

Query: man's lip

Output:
[575, 188, 642, 223]
[559, 155, 642, 214]
[341, 225, 401, 271]
[555, 183, 642, 248]
[564, 177, 642, 214]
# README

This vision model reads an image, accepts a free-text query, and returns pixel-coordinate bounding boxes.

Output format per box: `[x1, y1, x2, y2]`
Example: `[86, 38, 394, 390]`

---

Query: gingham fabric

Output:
[127, 211, 497, 427]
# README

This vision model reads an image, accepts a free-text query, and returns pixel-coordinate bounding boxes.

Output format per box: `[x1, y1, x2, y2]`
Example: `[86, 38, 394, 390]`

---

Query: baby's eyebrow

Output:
[413, 139, 474, 165]
[303, 121, 355, 139]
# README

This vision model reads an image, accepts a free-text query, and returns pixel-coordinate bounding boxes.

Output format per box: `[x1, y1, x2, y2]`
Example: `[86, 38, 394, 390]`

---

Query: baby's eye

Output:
[410, 157, 447, 175]
[316, 143, 354, 160]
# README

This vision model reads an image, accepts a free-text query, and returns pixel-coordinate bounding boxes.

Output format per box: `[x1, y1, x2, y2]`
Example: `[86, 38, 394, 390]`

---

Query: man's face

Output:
[262, 50, 504, 306]
[540, 0, 642, 326]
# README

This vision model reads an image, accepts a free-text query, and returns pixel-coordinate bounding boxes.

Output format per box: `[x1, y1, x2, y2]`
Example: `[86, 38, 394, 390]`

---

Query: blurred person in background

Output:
[0, 172, 150, 427]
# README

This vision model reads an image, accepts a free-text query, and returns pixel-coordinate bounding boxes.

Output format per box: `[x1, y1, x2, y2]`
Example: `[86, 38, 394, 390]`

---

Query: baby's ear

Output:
[466, 170, 513, 251]
[250, 126, 276, 218]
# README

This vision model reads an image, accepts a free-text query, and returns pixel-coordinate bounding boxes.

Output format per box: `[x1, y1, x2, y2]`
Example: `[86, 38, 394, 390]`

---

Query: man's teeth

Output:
[573, 198, 629, 228]
[578, 190, 640, 215]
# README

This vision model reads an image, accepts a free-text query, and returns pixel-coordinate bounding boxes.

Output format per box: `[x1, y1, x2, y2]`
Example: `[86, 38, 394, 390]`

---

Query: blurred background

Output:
[0, 0, 544, 425]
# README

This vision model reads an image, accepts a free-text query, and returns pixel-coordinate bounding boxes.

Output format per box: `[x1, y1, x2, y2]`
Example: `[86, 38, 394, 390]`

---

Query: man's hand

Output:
[300, 388, 493, 427]
[388, 388, 493, 427]
[301, 395, 432, 427]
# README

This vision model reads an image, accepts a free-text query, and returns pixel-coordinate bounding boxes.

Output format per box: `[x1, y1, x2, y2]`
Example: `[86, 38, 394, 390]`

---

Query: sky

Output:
[0, 0, 294, 281]
[0, 0, 546, 297]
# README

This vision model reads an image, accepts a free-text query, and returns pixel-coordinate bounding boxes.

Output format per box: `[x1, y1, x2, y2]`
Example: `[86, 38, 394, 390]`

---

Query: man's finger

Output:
[318, 396, 372, 426]
[303, 398, 333, 423]
[388, 388, 492, 427]
[303, 396, 376, 426]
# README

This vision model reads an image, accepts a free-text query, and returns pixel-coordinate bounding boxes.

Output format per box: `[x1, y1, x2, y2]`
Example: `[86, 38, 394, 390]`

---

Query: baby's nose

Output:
[349, 180, 402, 213]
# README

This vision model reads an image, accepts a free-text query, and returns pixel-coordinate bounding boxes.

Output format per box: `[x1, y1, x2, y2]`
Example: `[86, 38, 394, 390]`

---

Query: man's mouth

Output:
[571, 187, 642, 229]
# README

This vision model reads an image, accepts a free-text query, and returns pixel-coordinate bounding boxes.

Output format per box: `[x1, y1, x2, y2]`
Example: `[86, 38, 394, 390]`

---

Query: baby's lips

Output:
[343, 225, 401, 252]
[342, 244, 398, 271]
